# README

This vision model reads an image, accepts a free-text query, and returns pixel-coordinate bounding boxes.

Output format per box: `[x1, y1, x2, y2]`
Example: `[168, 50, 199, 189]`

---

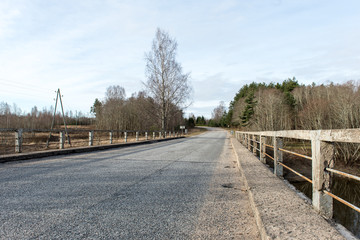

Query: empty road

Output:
[0, 129, 259, 239]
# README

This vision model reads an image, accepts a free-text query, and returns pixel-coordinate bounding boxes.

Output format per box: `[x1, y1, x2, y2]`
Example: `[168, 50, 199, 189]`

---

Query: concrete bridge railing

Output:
[1, 128, 183, 155]
[235, 129, 360, 219]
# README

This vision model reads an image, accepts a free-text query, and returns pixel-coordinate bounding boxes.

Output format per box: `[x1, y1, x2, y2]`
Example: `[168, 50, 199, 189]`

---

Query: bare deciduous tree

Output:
[144, 28, 191, 132]
[253, 88, 292, 131]
[212, 101, 226, 123]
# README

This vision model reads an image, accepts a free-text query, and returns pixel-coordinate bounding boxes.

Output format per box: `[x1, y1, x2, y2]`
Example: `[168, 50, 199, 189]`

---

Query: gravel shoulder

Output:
[192, 132, 260, 239]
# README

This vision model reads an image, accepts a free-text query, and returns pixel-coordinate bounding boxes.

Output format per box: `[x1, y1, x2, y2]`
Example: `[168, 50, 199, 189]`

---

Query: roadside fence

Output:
[235, 129, 360, 219]
[0, 128, 182, 155]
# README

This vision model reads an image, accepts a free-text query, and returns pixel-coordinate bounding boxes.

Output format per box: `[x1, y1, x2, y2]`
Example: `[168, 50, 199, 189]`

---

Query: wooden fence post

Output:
[15, 129, 23, 153]
[247, 134, 251, 151]
[312, 131, 334, 219]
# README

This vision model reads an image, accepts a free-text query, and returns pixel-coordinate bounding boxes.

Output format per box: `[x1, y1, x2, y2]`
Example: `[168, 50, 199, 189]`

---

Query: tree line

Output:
[209, 78, 360, 166]
[90, 85, 184, 131]
[211, 78, 360, 131]
[0, 102, 91, 129]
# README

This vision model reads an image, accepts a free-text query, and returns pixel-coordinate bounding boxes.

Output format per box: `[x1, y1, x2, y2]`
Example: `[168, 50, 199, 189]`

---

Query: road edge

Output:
[230, 137, 269, 240]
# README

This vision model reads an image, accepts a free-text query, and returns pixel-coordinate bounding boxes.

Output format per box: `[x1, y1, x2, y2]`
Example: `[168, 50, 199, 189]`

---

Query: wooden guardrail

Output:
[0, 128, 182, 155]
[235, 129, 360, 219]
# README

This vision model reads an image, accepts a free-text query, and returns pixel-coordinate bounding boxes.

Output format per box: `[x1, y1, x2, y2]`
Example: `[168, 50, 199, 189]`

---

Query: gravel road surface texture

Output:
[0, 129, 259, 239]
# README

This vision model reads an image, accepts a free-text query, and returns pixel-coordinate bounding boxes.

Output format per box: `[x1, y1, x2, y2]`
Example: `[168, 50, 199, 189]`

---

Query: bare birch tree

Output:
[144, 28, 191, 132]
[212, 101, 226, 123]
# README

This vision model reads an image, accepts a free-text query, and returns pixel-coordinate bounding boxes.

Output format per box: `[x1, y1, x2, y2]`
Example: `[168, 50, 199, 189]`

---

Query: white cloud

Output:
[0, 0, 360, 119]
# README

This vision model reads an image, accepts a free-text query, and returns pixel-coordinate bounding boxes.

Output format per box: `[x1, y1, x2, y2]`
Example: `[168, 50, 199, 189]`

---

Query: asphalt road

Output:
[0, 129, 259, 239]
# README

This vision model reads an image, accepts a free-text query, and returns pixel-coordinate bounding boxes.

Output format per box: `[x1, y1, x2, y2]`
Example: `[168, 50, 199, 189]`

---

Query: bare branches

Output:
[144, 28, 191, 131]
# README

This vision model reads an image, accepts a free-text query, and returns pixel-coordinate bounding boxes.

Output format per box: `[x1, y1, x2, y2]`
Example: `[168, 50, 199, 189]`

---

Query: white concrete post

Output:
[164, 131, 167, 138]
[260, 135, 266, 163]
[15, 129, 23, 153]
[159, 132, 162, 138]
[273, 136, 283, 177]
[60, 131, 65, 149]
[153, 132, 156, 139]
[246, 134, 249, 149]
[89, 131, 94, 146]
[252, 135, 257, 156]
[312, 131, 334, 219]
[145, 132, 148, 140]
[136, 132, 139, 141]
[124, 132, 128, 143]
[109, 131, 113, 144]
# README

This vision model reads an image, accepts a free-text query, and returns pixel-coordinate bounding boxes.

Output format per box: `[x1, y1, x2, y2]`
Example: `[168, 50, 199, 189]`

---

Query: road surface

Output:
[0, 129, 259, 239]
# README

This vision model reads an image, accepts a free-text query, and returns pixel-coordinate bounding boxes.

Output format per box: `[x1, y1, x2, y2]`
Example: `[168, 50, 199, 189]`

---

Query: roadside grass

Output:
[186, 127, 208, 137]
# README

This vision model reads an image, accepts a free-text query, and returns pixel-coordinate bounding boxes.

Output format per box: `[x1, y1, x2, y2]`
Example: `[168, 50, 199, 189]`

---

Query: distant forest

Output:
[0, 103, 91, 130]
[90, 85, 184, 131]
[0, 85, 186, 131]
[211, 78, 360, 131]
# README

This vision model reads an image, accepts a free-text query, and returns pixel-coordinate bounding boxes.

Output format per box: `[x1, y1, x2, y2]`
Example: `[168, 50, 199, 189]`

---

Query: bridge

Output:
[0, 128, 354, 239]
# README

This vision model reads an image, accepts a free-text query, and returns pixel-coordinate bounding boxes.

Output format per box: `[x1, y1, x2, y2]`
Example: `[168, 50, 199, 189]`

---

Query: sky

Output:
[0, 0, 360, 119]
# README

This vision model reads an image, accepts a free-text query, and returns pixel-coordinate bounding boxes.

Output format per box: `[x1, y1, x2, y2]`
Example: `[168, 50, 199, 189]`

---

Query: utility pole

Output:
[46, 89, 71, 148]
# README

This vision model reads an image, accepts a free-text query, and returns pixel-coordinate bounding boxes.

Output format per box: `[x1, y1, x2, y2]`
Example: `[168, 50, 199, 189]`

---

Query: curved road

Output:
[0, 129, 259, 239]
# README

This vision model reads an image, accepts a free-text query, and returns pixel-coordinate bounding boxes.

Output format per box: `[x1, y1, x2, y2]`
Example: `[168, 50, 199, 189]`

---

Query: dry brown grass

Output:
[185, 127, 208, 137]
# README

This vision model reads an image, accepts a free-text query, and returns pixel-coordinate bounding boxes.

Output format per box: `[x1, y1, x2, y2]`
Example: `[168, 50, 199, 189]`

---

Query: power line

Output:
[0, 88, 53, 100]
[0, 78, 52, 94]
